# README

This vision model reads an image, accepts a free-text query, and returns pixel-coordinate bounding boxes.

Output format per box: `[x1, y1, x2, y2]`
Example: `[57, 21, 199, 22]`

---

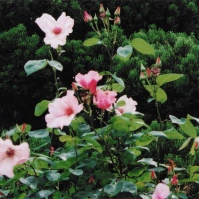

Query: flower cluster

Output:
[45, 70, 138, 129]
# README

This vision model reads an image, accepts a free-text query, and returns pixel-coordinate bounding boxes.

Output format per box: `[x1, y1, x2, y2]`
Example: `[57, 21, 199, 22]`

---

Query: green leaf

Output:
[116, 45, 132, 62]
[24, 59, 48, 76]
[130, 38, 155, 55]
[187, 114, 199, 123]
[156, 88, 167, 103]
[128, 167, 146, 177]
[69, 168, 83, 176]
[156, 74, 184, 86]
[163, 129, 185, 140]
[137, 172, 151, 182]
[20, 176, 38, 189]
[177, 192, 188, 199]
[34, 100, 49, 116]
[179, 119, 196, 138]
[116, 100, 126, 107]
[190, 166, 199, 174]
[121, 181, 137, 194]
[59, 135, 73, 142]
[111, 74, 125, 87]
[83, 38, 101, 47]
[104, 181, 123, 197]
[28, 129, 49, 138]
[36, 190, 54, 199]
[47, 60, 63, 71]
[179, 137, 193, 150]
[169, 115, 186, 124]
[135, 135, 154, 146]
[149, 131, 167, 138]
[112, 83, 124, 92]
[46, 171, 61, 181]
[137, 158, 157, 167]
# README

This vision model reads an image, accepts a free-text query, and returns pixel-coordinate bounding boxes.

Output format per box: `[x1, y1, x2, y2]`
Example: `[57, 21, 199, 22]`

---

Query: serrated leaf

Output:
[83, 38, 101, 47]
[156, 74, 184, 86]
[24, 59, 48, 75]
[47, 60, 63, 71]
[130, 38, 155, 55]
[34, 100, 49, 116]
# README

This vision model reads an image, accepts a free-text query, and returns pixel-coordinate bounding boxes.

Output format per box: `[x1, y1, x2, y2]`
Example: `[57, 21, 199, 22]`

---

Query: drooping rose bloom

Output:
[45, 90, 83, 129]
[35, 12, 74, 49]
[93, 89, 117, 110]
[152, 183, 170, 199]
[0, 138, 30, 178]
[115, 95, 137, 116]
[75, 71, 102, 94]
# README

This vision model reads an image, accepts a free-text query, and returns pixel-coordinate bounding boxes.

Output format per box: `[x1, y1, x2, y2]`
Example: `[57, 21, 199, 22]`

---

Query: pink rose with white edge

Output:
[115, 95, 137, 116]
[35, 12, 74, 49]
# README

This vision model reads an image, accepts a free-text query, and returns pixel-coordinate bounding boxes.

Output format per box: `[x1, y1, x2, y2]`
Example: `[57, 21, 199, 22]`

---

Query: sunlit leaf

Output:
[130, 38, 155, 55]
[83, 38, 101, 46]
[156, 74, 184, 86]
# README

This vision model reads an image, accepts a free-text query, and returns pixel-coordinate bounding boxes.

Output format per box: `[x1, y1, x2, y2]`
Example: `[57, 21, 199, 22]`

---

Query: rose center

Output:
[6, 148, 15, 157]
[65, 107, 74, 116]
[53, 27, 62, 34]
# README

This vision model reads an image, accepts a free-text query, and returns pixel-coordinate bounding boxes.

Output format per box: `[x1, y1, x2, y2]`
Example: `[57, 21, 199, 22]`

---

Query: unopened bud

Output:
[21, 123, 26, 133]
[151, 170, 157, 180]
[170, 175, 178, 186]
[140, 63, 146, 71]
[106, 8, 111, 17]
[83, 11, 93, 23]
[114, 6, 121, 16]
[88, 176, 94, 184]
[140, 72, 146, 80]
[114, 16, 121, 25]
[155, 57, 162, 67]
[50, 146, 54, 156]
[99, 4, 105, 13]
[146, 68, 151, 78]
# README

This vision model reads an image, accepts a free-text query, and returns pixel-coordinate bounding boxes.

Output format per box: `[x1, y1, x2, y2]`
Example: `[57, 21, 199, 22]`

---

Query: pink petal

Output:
[0, 156, 18, 178]
[14, 143, 30, 164]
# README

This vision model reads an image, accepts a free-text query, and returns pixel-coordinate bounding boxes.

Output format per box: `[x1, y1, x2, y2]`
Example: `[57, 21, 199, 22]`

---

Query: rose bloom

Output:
[152, 183, 170, 199]
[35, 12, 74, 49]
[0, 138, 30, 178]
[93, 89, 117, 110]
[115, 95, 137, 116]
[45, 90, 83, 129]
[75, 71, 102, 94]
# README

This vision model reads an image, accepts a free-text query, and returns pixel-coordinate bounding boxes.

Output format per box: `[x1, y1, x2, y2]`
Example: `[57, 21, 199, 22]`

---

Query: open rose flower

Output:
[115, 95, 137, 115]
[152, 183, 170, 199]
[35, 12, 74, 49]
[75, 71, 102, 94]
[0, 138, 30, 178]
[93, 89, 117, 110]
[45, 90, 83, 129]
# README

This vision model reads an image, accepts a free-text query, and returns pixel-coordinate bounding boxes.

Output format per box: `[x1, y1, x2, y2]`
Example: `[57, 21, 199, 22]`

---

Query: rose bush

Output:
[0, 4, 199, 199]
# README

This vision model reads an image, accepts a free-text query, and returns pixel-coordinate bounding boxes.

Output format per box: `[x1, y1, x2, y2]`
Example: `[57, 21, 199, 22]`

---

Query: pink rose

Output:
[45, 90, 83, 129]
[152, 183, 170, 199]
[0, 138, 30, 178]
[93, 89, 117, 110]
[35, 12, 74, 49]
[75, 71, 102, 94]
[115, 95, 137, 116]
